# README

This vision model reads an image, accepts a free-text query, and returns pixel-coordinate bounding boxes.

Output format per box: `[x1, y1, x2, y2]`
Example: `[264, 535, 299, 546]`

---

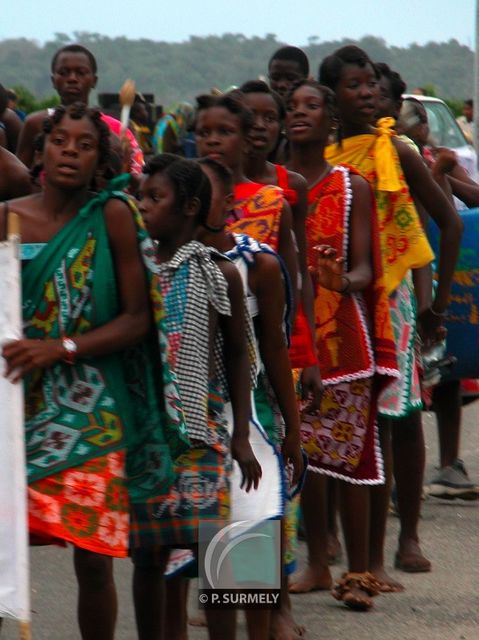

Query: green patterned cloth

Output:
[22, 175, 189, 503]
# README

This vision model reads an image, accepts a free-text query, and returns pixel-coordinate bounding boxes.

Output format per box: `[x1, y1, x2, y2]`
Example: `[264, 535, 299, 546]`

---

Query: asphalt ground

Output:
[2, 402, 479, 640]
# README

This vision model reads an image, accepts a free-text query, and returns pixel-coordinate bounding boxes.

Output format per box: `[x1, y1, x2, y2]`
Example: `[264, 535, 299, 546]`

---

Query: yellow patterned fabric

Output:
[326, 119, 434, 295]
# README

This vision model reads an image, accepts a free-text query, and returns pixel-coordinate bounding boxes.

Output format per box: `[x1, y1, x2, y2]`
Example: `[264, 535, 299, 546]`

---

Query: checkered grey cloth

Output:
[157, 241, 231, 443]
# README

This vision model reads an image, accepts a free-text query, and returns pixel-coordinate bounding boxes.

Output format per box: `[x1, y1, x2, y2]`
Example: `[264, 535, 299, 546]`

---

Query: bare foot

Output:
[327, 533, 342, 565]
[188, 610, 207, 627]
[270, 608, 306, 640]
[395, 539, 431, 573]
[289, 565, 333, 593]
[369, 566, 404, 592]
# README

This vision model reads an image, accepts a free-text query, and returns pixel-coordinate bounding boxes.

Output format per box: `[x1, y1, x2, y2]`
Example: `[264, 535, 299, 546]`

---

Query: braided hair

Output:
[239, 80, 286, 121]
[375, 62, 406, 102]
[43, 102, 110, 167]
[195, 90, 255, 135]
[143, 153, 212, 225]
[197, 157, 234, 193]
[319, 45, 379, 90]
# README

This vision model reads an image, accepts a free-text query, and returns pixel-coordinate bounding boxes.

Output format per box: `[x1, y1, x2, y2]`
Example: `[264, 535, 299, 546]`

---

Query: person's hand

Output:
[231, 434, 262, 492]
[281, 433, 304, 487]
[310, 245, 348, 293]
[432, 147, 457, 175]
[2, 339, 64, 382]
[300, 365, 324, 411]
[417, 307, 447, 348]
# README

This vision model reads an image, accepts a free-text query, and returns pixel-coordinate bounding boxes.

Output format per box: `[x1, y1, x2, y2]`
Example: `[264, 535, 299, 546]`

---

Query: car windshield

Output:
[424, 101, 468, 149]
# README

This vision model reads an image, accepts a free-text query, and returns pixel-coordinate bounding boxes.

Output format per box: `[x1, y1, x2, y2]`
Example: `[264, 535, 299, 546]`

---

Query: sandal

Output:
[332, 572, 381, 611]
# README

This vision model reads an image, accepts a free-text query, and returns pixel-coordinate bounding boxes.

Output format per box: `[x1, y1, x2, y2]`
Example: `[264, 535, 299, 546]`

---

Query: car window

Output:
[423, 102, 468, 149]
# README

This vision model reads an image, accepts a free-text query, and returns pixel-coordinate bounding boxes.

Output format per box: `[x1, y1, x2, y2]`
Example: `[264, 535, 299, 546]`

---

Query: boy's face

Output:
[195, 107, 245, 171]
[268, 59, 305, 98]
[138, 172, 177, 241]
[52, 52, 97, 106]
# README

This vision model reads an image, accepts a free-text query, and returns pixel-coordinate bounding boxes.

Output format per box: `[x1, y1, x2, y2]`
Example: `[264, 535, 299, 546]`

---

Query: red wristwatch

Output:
[62, 337, 78, 365]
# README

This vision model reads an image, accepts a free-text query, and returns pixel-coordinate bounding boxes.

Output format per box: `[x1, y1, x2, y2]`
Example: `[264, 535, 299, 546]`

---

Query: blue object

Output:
[428, 207, 479, 379]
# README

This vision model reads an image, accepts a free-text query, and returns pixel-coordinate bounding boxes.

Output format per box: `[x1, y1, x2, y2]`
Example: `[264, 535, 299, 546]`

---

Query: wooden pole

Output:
[19, 620, 32, 640]
[7, 212, 20, 240]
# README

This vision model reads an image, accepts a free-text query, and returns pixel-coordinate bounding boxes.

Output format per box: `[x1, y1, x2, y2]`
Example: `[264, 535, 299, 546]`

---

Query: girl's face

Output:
[243, 92, 281, 156]
[195, 107, 245, 170]
[138, 172, 177, 241]
[285, 85, 331, 145]
[43, 115, 100, 189]
[334, 62, 379, 128]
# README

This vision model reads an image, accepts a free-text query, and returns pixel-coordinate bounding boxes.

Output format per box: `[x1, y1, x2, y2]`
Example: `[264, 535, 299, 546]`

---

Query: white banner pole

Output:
[0, 214, 31, 636]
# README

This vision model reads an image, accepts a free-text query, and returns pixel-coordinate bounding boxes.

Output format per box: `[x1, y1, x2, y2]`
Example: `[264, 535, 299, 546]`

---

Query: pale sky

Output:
[1, 0, 475, 48]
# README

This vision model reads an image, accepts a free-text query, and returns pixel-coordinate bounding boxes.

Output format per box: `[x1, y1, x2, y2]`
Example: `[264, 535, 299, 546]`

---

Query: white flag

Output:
[0, 235, 30, 623]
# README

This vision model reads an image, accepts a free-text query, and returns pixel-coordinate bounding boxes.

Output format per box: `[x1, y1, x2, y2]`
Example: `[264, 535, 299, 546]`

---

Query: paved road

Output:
[2, 402, 479, 640]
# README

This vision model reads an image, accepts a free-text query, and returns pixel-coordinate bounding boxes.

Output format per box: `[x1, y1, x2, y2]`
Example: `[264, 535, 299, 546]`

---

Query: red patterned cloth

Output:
[301, 165, 398, 483]
[306, 166, 398, 384]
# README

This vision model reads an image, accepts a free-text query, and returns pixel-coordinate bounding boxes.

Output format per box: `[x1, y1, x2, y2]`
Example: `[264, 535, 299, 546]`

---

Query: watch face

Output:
[62, 338, 77, 364]
[63, 338, 77, 353]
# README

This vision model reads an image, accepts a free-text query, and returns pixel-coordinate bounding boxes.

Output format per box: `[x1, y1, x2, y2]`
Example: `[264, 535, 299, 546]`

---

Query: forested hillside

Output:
[0, 32, 473, 108]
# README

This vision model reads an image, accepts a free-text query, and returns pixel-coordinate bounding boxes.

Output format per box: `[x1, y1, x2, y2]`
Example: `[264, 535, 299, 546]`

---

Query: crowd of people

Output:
[0, 40, 477, 640]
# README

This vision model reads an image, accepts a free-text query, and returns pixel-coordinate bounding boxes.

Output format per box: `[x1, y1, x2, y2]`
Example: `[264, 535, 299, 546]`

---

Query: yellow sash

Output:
[326, 118, 434, 295]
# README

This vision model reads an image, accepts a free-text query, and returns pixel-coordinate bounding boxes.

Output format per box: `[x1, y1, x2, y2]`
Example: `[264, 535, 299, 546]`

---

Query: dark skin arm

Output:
[288, 172, 317, 342]
[15, 111, 45, 167]
[411, 197, 434, 332]
[2, 198, 151, 381]
[1, 109, 23, 153]
[289, 173, 323, 407]
[277, 200, 299, 312]
[217, 259, 262, 492]
[393, 138, 463, 324]
[448, 176, 479, 208]
[441, 155, 479, 207]
[251, 252, 304, 485]
[0, 149, 32, 200]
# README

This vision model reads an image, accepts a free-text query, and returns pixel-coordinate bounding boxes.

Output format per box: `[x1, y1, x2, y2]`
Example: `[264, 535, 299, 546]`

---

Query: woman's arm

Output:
[394, 138, 463, 313]
[277, 199, 299, 312]
[253, 252, 303, 484]
[217, 259, 262, 492]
